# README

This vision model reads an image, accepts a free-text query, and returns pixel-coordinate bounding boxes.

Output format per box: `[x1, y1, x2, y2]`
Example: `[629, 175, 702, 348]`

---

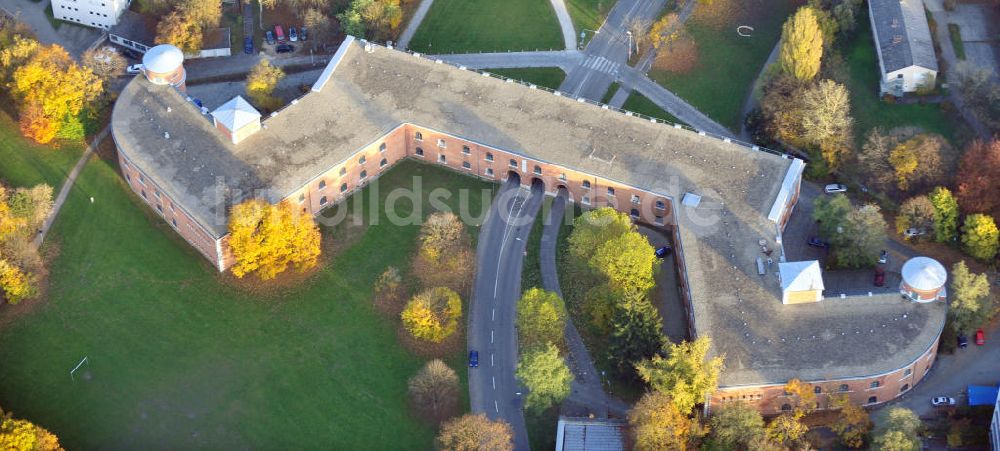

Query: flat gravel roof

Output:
[111, 40, 945, 387]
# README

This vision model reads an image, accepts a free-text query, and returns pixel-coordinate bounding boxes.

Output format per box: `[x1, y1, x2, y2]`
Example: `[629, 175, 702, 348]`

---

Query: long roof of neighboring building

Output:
[869, 0, 939, 73]
[109, 10, 155, 46]
[111, 38, 945, 387]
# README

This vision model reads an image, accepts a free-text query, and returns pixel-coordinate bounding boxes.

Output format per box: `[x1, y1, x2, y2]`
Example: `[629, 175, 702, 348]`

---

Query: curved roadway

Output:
[469, 176, 545, 450]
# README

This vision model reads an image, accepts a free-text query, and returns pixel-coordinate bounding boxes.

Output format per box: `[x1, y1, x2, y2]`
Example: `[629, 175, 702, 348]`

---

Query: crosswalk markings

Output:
[582, 55, 621, 75]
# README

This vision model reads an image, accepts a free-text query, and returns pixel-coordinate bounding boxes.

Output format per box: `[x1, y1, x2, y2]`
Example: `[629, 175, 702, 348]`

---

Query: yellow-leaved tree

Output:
[227, 199, 321, 280]
[779, 7, 824, 82]
[401, 287, 462, 343]
[0, 184, 53, 304]
[0, 407, 63, 450]
[8, 44, 102, 144]
[156, 11, 203, 53]
[246, 60, 286, 112]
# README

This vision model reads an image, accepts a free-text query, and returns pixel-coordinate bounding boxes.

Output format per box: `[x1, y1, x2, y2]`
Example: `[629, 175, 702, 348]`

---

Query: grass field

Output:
[622, 92, 683, 124]
[843, 14, 959, 145]
[0, 113, 82, 190]
[566, 0, 614, 39]
[0, 125, 494, 448]
[486, 67, 567, 91]
[408, 0, 564, 54]
[648, 0, 797, 131]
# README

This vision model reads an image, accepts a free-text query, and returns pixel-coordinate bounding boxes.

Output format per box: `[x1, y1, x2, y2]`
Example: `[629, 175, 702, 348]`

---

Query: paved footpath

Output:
[33, 126, 108, 248]
[549, 0, 577, 50]
[436, 50, 584, 72]
[395, 0, 434, 49]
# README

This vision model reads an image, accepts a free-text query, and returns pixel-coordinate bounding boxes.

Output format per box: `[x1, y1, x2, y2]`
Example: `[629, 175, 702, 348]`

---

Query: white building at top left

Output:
[51, 0, 132, 30]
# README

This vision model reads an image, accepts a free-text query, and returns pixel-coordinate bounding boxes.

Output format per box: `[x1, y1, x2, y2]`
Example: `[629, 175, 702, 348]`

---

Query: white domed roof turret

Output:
[142, 45, 184, 74]
[901, 257, 947, 291]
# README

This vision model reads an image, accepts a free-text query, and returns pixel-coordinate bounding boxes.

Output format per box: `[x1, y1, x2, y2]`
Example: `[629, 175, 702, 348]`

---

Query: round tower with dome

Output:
[900, 256, 948, 302]
[141, 44, 186, 91]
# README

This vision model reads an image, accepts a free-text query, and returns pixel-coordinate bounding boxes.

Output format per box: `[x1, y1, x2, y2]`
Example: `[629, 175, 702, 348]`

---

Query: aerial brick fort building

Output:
[111, 40, 946, 414]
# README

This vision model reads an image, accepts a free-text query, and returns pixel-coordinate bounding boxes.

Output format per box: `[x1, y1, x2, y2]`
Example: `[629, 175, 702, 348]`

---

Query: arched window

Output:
[813, 386, 821, 394]
[867, 396, 877, 404]
[780, 404, 791, 412]
[900, 384, 909, 392]
[298, 193, 305, 203]
[414, 131, 423, 141]
[839, 384, 849, 392]
[582, 180, 591, 189]
[607, 187, 616, 196]
[359, 155, 366, 164]
[339, 167, 347, 176]
[340, 183, 348, 193]
[533, 165, 542, 175]
[319, 196, 328, 205]
[360, 170, 367, 179]
[870, 381, 880, 389]
[630, 208, 639, 218]
[319, 180, 327, 190]
[559, 173, 567, 181]
[462, 145, 471, 155]
[486, 152, 494, 162]
[415, 147, 424, 156]
[380, 158, 388, 167]
[655, 200, 666, 210]
[379, 143, 386, 152]
[462, 161, 471, 169]
[509, 159, 517, 168]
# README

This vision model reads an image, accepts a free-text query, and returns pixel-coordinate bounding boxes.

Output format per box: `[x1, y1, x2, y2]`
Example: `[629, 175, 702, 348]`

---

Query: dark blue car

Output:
[243, 37, 253, 54]
[655, 245, 672, 258]
[469, 350, 479, 368]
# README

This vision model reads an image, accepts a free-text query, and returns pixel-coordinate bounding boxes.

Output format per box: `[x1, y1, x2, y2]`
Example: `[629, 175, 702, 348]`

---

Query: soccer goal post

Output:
[69, 356, 89, 382]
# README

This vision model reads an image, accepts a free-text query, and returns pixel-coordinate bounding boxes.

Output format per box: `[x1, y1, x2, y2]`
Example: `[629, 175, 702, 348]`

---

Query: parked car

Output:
[300, 26, 308, 41]
[265, 30, 275, 45]
[878, 250, 888, 264]
[121, 48, 142, 60]
[289, 26, 298, 42]
[958, 334, 969, 348]
[655, 245, 672, 258]
[276, 44, 295, 53]
[874, 268, 885, 287]
[126, 63, 143, 74]
[469, 350, 479, 368]
[931, 396, 956, 406]
[824, 183, 847, 194]
[807, 237, 828, 248]
[274, 25, 285, 42]
[243, 37, 253, 54]
[976, 328, 985, 345]
[903, 228, 926, 239]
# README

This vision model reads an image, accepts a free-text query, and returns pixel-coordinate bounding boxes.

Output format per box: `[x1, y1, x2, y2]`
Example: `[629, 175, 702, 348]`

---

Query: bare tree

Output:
[82, 46, 126, 81]
[407, 359, 459, 423]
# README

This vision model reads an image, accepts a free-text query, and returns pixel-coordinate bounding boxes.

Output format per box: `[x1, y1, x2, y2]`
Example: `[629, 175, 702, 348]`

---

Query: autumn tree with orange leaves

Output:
[956, 139, 1000, 218]
[1, 40, 102, 144]
[227, 199, 321, 280]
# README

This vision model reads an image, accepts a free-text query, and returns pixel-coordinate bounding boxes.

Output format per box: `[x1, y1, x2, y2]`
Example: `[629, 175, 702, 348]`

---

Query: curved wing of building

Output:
[111, 38, 946, 412]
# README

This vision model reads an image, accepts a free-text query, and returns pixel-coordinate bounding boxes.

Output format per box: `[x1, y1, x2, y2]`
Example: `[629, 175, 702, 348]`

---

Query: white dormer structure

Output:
[779, 260, 825, 304]
[51, 0, 132, 30]
[210, 96, 261, 145]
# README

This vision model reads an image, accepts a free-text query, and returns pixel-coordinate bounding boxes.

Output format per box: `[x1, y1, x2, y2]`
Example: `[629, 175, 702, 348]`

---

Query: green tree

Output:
[836, 204, 888, 268]
[589, 231, 657, 300]
[707, 402, 765, 450]
[608, 296, 665, 376]
[246, 60, 286, 112]
[568, 207, 633, 262]
[635, 337, 723, 415]
[948, 261, 994, 334]
[961, 214, 999, 261]
[583, 285, 617, 333]
[515, 343, 573, 413]
[400, 287, 462, 343]
[806, 0, 839, 47]
[629, 391, 698, 451]
[779, 7, 824, 82]
[896, 195, 935, 235]
[813, 193, 852, 239]
[872, 408, 921, 451]
[516, 288, 567, 351]
[930, 186, 960, 243]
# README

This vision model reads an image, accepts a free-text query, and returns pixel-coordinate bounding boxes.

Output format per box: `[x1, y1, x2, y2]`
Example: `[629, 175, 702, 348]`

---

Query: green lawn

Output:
[486, 67, 567, 91]
[0, 138, 493, 448]
[408, 0, 564, 54]
[948, 23, 966, 60]
[648, 0, 796, 131]
[622, 92, 683, 125]
[566, 0, 614, 40]
[0, 113, 82, 190]
[843, 14, 958, 145]
[601, 82, 620, 104]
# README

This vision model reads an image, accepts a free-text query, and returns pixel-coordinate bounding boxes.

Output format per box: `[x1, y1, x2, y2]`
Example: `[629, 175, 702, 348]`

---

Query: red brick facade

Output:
[710, 336, 940, 415]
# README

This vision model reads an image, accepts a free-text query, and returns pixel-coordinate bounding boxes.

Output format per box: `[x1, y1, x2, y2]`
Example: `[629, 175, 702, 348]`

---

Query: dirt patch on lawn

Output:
[652, 34, 700, 74]
[693, 0, 801, 28]
[397, 323, 465, 359]
[0, 242, 58, 331]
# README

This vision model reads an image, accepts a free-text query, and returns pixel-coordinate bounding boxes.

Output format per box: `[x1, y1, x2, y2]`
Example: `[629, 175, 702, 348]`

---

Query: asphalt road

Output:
[558, 0, 667, 100]
[468, 176, 544, 451]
